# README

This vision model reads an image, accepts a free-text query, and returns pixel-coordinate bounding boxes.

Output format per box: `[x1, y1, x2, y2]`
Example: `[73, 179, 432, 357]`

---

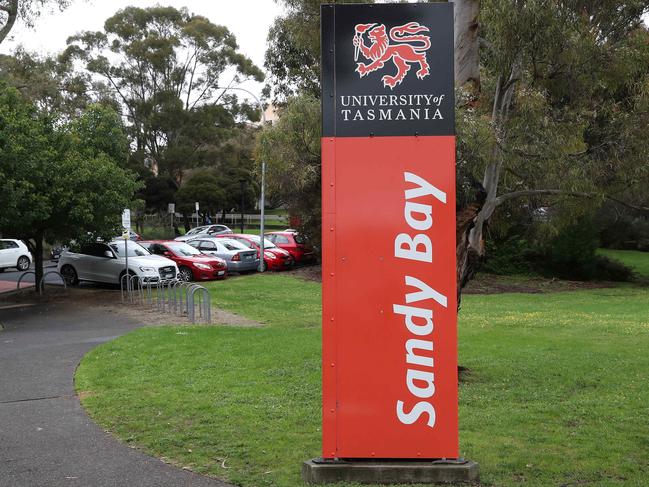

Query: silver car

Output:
[175, 225, 233, 242]
[58, 241, 178, 285]
[188, 237, 259, 272]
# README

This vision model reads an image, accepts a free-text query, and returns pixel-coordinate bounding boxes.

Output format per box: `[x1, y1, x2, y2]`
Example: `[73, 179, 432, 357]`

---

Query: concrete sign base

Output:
[302, 458, 479, 485]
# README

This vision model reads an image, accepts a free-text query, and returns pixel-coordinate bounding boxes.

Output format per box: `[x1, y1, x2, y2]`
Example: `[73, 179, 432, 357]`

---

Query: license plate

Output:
[218, 271, 225, 275]
[244, 255, 252, 260]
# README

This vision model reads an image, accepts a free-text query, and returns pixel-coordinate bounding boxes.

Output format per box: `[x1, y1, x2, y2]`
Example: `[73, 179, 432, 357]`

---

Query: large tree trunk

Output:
[452, 0, 480, 89]
[34, 232, 44, 294]
[453, 0, 485, 305]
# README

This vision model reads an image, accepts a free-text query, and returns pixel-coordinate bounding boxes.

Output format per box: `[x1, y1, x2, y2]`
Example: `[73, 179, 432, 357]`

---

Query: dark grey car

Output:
[188, 237, 259, 272]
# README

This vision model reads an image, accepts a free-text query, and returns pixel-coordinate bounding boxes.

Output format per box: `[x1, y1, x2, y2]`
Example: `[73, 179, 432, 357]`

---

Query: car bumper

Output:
[227, 260, 259, 272]
[194, 268, 227, 280]
[265, 257, 294, 270]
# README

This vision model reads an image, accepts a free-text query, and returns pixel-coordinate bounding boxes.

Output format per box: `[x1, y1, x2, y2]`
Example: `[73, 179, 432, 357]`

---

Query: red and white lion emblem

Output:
[353, 21, 431, 89]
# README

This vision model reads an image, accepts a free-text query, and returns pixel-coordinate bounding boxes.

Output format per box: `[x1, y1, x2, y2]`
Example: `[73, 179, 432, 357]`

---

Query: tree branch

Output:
[494, 189, 591, 206]
[0, 0, 18, 45]
[494, 189, 649, 215]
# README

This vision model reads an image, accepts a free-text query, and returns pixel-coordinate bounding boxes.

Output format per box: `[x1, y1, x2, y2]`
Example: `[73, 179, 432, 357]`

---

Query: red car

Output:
[216, 233, 294, 271]
[139, 240, 228, 281]
[264, 231, 317, 265]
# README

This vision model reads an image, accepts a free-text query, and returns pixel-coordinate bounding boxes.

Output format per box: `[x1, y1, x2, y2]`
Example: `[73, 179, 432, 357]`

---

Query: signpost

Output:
[168, 203, 175, 228]
[195, 201, 200, 229]
[122, 209, 131, 291]
[303, 3, 478, 484]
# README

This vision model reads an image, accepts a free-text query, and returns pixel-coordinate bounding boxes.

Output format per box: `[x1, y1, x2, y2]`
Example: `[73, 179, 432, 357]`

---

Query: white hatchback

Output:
[0, 239, 32, 272]
[58, 240, 178, 285]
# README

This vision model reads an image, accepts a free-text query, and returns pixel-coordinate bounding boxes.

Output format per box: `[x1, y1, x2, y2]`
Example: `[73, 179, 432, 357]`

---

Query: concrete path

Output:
[0, 301, 232, 487]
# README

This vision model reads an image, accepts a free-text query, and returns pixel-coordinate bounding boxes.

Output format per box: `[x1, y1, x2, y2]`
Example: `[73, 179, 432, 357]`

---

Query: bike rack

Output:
[38, 271, 67, 295]
[16, 271, 36, 290]
[120, 273, 131, 303]
[187, 285, 211, 324]
[120, 275, 212, 325]
[128, 275, 142, 304]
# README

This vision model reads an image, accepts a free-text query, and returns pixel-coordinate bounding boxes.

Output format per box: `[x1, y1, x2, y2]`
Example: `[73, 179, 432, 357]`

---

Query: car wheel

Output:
[179, 266, 194, 282]
[16, 256, 30, 271]
[60, 265, 79, 286]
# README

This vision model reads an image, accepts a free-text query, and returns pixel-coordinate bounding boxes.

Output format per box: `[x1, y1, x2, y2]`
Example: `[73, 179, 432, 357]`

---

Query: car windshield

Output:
[245, 235, 276, 248]
[219, 239, 249, 251]
[186, 226, 207, 236]
[109, 241, 150, 257]
[165, 242, 202, 256]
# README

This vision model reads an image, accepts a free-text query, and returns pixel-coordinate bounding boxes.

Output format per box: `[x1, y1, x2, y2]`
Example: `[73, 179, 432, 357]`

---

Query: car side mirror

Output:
[103, 250, 114, 258]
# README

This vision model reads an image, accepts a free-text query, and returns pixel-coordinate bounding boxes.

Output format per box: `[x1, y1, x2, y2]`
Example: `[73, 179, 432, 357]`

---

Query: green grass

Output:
[76, 275, 649, 486]
[598, 249, 649, 279]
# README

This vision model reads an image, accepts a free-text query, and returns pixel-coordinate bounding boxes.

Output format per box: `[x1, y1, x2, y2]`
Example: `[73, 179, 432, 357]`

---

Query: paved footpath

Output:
[0, 301, 232, 487]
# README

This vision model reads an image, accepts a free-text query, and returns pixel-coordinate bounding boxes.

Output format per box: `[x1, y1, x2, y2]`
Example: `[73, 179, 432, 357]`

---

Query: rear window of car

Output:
[231, 237, 255, 249]
[274, 235, 290, 244]
[219, 239, 249, 251]
[0, 240, 18, 249]
[187, 226, 207, 236]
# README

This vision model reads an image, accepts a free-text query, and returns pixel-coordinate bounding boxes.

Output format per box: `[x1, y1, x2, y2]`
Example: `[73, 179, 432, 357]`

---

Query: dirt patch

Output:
[77, 390, 95, 401]
[463, 274, 617, 294]
[0, 286, 263, 328]
[287, 265, 322, 282]
[284, 265, 618, 294]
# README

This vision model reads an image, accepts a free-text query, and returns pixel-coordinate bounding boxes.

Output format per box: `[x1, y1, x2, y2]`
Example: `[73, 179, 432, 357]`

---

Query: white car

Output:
[58, 240, 178, 285]
[0, 239, 32, 272]
[175, 225, 233, 242]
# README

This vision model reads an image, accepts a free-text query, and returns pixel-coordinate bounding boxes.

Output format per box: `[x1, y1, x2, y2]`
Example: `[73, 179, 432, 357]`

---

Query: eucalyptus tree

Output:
[261, 0, 649, 298]
[64, 5, 264, 185]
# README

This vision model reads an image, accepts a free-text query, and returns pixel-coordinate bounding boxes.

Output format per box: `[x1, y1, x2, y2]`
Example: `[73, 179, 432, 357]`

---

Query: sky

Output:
[0, 0, 286, 102]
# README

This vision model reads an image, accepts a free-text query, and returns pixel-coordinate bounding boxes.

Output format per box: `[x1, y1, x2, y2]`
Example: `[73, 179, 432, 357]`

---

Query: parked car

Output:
[58, 241, 178, 285]
[139, 240, 228, 282]
[175, 225, 233, 242]
[217, 233, 294, 271]
[0, 239, 32, 272]
[187, 237, 259, 273]
[113, 230, 141, 241]
[50, 245, 66, 262]
[265, 231, 317, 265]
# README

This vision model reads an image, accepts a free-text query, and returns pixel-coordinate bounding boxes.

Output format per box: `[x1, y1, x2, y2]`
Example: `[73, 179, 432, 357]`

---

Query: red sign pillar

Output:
[321, 2, 458, 460]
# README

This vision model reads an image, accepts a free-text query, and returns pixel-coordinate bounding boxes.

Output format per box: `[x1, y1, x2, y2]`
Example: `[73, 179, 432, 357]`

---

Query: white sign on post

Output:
[122, 209, 131, 231]
[168, 203, 175, 214]
[195, 202, 199, 212]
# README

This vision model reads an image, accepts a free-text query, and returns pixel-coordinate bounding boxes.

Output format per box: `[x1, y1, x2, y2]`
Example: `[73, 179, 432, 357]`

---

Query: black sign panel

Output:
[321, 3, 454, 137]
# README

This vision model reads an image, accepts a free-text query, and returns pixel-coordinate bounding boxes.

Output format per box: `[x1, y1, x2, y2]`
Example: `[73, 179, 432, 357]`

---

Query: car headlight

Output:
[264, 251, 277, 259]
[194, 263, 211, 270]
[139, 266, 155, 272]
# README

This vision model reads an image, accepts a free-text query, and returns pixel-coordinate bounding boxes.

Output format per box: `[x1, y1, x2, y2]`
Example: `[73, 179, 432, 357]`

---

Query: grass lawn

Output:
[598, 249, 649, 279]
[76, 274, 649, 487]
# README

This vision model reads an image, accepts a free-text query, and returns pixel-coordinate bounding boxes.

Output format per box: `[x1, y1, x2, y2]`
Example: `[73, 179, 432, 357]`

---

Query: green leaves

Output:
[0, 84, 140, 244]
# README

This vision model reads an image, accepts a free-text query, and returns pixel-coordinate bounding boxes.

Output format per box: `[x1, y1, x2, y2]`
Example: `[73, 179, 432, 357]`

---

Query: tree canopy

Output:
[261, 0, 649, 292]
[0, 84, 140, 284]
[64, 5, 265, 185]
